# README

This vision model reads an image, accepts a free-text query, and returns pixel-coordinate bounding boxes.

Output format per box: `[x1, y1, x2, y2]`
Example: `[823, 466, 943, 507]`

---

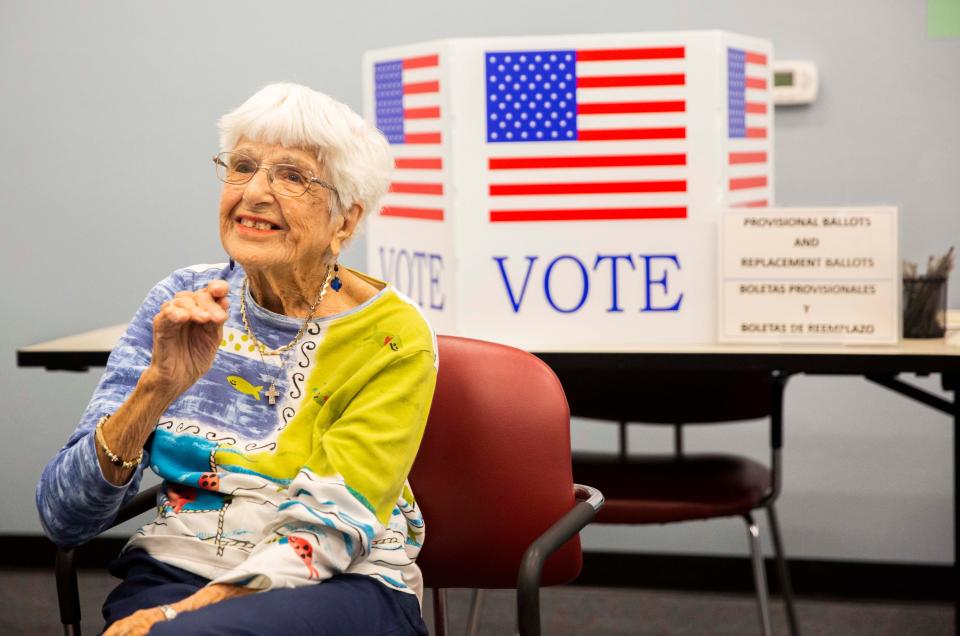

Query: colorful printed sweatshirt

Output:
[37, 263, 438, 601]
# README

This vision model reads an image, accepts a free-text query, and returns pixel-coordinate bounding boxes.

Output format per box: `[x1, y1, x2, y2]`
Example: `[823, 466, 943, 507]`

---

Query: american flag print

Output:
[726, 47, 772, 208]
[374, 53, 446, 221]
[484, 46, 689, 223]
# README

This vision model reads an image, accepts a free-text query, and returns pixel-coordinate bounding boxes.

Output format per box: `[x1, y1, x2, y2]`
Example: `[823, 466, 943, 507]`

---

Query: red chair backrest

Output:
[410, 335, 582, 589]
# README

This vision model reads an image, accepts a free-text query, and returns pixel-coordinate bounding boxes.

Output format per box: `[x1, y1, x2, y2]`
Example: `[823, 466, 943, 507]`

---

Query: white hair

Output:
[218, 83, 392, 228]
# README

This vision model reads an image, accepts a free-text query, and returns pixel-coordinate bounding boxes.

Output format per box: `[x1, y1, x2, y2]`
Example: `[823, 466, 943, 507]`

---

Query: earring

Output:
[229, 258, 236, 271]
[331, 263, 342, 292]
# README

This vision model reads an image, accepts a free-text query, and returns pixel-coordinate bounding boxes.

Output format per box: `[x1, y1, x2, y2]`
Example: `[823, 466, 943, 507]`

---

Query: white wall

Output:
[2, 1, 958, 564]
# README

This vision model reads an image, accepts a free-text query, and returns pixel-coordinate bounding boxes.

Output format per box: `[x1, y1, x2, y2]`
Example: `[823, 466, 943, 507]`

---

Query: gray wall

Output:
[3, 1, 958, 564]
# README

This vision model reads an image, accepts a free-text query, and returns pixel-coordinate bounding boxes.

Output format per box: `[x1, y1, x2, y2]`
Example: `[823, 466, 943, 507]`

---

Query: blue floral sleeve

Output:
[35, 270, 188, 547]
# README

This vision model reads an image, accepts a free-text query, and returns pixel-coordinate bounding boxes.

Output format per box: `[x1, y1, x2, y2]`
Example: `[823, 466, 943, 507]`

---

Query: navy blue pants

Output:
[102, 549, 428, 636]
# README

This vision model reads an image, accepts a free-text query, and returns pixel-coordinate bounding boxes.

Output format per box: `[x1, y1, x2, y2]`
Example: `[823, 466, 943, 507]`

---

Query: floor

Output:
[1, 568, 951, 635]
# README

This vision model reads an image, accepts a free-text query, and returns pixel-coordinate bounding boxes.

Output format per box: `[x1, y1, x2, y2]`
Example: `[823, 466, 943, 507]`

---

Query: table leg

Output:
[868, 372, 958, 625]
[945, 372, 960, 630]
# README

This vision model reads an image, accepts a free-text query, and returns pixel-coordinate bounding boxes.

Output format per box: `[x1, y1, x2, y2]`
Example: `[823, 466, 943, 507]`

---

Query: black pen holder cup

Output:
[902, 277, 948, 338]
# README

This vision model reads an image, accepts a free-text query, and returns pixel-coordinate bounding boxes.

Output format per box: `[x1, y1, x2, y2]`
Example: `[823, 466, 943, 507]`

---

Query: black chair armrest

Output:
[55, 483, 162, 636]
[111, 484, 161, 528]
[517, 484, 604, 636]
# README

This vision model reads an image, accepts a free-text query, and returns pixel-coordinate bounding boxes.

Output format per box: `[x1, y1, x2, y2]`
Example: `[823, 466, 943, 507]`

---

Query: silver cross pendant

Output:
[265, 383, 280, 406]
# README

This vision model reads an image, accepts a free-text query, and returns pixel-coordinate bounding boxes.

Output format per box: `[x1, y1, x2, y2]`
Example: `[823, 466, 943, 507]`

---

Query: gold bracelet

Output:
[94, 414, 143, 470]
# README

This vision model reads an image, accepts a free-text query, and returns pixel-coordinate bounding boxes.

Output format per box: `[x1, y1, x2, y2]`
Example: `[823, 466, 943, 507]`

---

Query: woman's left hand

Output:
[103, 607, 164, 635]
[103, 583, 254, 635]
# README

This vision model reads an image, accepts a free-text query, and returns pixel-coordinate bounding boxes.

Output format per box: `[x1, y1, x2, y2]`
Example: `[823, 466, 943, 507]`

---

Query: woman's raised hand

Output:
[147, 280, 231, 396]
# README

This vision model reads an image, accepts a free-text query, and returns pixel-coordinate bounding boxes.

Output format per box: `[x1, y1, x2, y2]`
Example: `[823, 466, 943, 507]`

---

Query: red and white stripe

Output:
[727, 50, 772, 209]
[575, 46, 687, 143]
[380, 53, 447, 222]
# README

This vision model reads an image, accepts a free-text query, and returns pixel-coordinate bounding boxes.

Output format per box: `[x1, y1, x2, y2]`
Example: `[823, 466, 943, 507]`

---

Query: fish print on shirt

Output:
[227, 375, 264, 401]
[281, 535, 320, 580]
[164, 484, 197, 514]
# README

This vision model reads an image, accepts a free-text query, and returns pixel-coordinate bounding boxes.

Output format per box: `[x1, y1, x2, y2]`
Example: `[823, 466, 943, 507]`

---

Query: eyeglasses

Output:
[212, 152, 339, 199]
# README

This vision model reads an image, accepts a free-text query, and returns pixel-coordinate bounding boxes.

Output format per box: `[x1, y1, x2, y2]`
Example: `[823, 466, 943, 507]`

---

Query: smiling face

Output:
[219, 138, 343, 274]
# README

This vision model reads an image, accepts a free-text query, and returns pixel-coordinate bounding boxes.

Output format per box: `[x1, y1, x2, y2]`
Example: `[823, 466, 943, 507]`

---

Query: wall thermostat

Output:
[772, 60, 818, 105]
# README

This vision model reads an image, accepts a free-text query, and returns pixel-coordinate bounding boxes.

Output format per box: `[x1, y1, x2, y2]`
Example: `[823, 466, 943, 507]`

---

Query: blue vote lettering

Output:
[593, 254, 635, 313]
[543, 255, 590, 313]
[639, 254, 683, 312]
[428, 254, 444, 311]
[493, 253, 683, 314]
[493, 255, 538, 312]
[378, 247, 445, 310]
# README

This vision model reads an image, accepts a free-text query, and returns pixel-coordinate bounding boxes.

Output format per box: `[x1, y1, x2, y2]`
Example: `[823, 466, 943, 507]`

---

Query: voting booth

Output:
[362, 31, 773, 348]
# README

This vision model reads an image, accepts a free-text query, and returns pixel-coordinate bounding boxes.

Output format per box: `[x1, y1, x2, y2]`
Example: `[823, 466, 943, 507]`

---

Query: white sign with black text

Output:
[719, 207, 899, 343]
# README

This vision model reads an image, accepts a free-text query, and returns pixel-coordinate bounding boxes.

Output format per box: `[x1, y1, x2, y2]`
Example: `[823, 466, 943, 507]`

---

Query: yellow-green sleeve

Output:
[313, 348, 437, 524]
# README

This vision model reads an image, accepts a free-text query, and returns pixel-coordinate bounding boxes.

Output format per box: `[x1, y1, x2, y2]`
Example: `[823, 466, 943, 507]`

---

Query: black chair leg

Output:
[767, 504, 800, 636]
[55, 547, 82, 636]
[466, 589, 485, 636]
[432, 588, 448, 636]
[743, 513, 773, 636]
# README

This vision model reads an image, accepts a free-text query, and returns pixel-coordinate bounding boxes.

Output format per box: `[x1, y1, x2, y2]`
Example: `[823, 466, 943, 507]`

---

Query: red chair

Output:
[411, 335, 602, 635]
[54, 335, 603, 636]
[564, 369, 798, 636]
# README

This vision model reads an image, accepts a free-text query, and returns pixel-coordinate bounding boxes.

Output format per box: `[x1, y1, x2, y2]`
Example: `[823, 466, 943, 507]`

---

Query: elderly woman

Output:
[37, 83, 436, 635]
